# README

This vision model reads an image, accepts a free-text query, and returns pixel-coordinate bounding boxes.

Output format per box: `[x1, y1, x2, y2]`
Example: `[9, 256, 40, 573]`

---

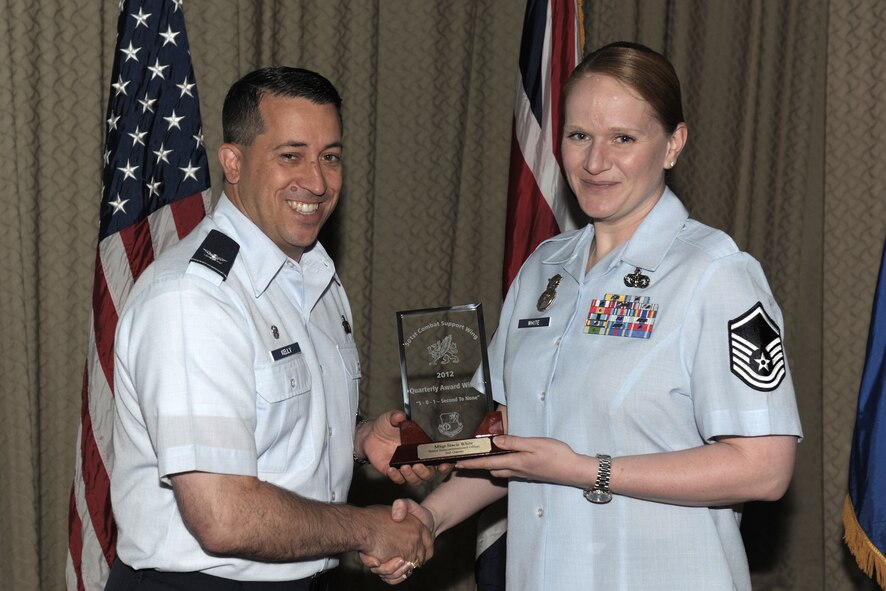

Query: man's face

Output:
[220, 94, 342, 261]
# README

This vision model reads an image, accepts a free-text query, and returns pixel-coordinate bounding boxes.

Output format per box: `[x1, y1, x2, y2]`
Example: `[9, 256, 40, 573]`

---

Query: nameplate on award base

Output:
[390, 303, 509, 467]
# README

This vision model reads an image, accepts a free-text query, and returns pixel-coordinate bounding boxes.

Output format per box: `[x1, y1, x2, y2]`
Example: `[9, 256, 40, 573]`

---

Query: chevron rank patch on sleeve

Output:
[728, 302, 787, 392]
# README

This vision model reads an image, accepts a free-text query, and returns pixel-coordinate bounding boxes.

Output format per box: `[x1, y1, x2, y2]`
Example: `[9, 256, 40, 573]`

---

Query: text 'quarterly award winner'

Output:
[390, 303, 508, 467]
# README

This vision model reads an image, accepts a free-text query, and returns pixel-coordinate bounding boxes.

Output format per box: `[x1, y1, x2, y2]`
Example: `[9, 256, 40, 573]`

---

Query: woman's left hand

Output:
[455, 435, 590, 487]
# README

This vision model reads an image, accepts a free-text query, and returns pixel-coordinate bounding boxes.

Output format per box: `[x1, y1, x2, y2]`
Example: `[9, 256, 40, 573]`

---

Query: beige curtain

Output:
[2, 0, 884, 589]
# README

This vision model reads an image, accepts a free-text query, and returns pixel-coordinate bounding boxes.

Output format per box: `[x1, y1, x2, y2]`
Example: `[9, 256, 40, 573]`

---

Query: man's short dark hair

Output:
[222, 67, 342, 145]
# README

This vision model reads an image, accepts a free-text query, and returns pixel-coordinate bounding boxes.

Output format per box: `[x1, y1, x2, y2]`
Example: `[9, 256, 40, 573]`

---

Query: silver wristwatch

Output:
[583, 454, 612, 504]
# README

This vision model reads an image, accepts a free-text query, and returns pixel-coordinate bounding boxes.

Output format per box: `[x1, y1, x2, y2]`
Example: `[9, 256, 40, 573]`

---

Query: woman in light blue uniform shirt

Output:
[371, 42, 802, 590]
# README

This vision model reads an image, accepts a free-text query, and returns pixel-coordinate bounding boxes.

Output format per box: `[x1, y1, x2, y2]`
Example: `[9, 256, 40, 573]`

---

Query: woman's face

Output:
[562, 74, 686, 233]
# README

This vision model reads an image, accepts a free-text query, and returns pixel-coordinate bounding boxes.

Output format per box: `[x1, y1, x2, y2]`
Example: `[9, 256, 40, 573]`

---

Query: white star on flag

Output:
[148, 58, 169, 80]
[112, 75, 129, 96]
[118, 160, 138, 180]
[138, 93, 157, 113]
[108, 194, 129, 214]
[153, 144, 173, 164]
[160, 25, 180, 46]
[177, 77, 195, 97]
[164, 110, 184, 130]
[120, 41, 141, 62]
[146, 178, 162, 198]
[180, 160, 200, 181]
[131, 7, 151, 28]
[128, 126, 148, 146]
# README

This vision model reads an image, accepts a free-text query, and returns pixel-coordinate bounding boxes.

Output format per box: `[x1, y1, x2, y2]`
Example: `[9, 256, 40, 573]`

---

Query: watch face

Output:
[589, 489, 612, 504]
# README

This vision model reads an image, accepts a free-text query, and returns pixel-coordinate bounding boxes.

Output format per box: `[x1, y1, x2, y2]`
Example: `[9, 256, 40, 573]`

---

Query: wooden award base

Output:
[389, 411, 509, 467]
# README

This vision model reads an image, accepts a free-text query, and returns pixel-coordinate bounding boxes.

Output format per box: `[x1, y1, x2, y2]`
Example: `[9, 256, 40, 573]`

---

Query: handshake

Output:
[358, 498, 437, 585]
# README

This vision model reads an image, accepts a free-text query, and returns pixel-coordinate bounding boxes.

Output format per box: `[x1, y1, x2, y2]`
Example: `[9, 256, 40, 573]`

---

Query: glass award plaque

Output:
[390, 303, 508, 467]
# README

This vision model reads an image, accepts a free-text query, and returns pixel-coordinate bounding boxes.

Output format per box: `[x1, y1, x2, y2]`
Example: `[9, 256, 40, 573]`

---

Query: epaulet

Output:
[189, 230, 240, 280]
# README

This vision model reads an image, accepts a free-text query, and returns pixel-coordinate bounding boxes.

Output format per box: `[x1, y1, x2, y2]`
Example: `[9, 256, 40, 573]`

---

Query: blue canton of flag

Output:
[101, 0, 209, 240]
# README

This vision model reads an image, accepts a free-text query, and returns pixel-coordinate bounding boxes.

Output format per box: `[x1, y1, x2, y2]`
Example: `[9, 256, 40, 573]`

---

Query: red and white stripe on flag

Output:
[66, 1, 210, 589]
[502, 0, 583, 294]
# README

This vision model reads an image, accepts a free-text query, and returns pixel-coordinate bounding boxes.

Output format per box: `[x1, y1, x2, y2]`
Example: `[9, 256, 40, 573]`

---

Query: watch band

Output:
[583, 454, 613, 504]
[353, 415, 371, 465]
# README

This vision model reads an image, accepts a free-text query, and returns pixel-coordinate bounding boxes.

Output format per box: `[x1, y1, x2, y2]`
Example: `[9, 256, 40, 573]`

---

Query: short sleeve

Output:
[681, 253, 803, 442]
[488, 275, 521, 406]
[115, 275, 259, 482]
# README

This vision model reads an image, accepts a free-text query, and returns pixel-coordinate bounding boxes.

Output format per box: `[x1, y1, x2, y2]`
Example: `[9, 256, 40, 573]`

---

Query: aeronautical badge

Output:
[728, 302, 787, 392]
[623, 267, 650, 288]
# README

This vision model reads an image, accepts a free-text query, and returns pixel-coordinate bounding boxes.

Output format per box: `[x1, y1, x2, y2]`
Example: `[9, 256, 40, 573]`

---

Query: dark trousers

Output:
[475, 534, 506, 591]
[105, 559, 337, 591]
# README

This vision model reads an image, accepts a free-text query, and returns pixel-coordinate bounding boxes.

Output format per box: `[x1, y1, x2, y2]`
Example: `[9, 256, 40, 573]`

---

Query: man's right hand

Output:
[360, 499, 437, 584]
[359, 504, 433, 575]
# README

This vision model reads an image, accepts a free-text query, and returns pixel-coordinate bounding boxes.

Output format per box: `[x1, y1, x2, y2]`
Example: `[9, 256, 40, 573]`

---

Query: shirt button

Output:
[328, 426, 333, 437]
[331, 491, 336, 501]
[555, 337, 561, 346]
[540, 391, 546, 401]
[290, 378, 296, 388]
[537, 507, 544, 517]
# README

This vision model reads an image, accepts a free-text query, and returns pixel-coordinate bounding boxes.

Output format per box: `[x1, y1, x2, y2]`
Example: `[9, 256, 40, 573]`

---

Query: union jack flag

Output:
[502, 0, 583, 294]
[66, 1, 209, 588]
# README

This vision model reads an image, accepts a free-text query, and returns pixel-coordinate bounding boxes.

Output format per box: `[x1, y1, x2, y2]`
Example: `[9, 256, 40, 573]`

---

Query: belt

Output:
[107, 559, 336, 591]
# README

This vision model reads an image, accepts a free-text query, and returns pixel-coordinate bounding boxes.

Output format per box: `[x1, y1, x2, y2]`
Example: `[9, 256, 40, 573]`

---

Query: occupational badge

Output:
[728, 302, 786, 391]
[537, 274, 562, 311]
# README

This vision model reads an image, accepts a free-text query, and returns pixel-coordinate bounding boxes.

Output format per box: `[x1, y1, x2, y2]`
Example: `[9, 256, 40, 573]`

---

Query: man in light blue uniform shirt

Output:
[107, 67, 433, 591]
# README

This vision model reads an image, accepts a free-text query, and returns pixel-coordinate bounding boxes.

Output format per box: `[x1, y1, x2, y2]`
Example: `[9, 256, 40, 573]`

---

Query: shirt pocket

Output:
[254, 352, 312, 473]
[336, 343, 361, 417]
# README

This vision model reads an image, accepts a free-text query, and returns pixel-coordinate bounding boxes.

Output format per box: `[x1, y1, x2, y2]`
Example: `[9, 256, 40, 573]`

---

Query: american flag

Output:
[502, 0, 583, 294]
[66, 1, 210, 589]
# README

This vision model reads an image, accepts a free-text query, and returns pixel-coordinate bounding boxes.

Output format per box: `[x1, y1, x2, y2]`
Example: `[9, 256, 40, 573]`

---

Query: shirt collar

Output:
[539, 225, 594, 283]
[540, 187, 688, 280]
[209, 193, 338, 298]
[620, 187, 688, 272]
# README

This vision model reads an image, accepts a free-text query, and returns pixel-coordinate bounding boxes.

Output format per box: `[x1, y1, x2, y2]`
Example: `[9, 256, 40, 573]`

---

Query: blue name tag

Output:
[518, 317, 551, 328]
[271, 342, 301, 361]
